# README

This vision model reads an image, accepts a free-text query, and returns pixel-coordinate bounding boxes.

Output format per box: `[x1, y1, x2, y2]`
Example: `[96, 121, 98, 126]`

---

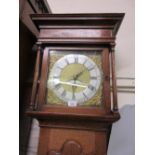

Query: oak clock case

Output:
[27, 13, 124, 155]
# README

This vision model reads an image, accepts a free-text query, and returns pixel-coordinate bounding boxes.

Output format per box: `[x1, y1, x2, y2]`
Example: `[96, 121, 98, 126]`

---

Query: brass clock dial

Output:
[46, 51, 103, 107]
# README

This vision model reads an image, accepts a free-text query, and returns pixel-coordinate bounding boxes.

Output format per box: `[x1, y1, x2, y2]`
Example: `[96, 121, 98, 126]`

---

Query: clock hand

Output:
[74, 68, 87, 80]
[62, 67, 88, 84]
[57, 80, 87, 88]
[76, 80, 88, 86]
[64, 70, 84, 83]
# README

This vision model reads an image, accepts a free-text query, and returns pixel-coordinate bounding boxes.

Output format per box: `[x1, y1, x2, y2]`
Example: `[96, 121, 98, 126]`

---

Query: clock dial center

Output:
[60, 63, 90, 93]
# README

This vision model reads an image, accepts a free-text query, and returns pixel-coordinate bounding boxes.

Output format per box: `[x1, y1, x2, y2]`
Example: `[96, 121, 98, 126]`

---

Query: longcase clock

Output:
[27, 13, 125, 155]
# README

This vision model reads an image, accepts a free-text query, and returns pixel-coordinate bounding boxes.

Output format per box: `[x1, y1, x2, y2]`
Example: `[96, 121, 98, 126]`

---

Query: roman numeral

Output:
[90, 76, 97, 80]
[61, 90, 66, 97]
[57, 66, 63, 69]
[88, 85, 96, 91]
[83, 92, 88, 100]
[83, 59, 88, 65]
[55, 83, 61, 90]
[74, 56, 78, 63]
[88, 66, 95, 71]
[65, 59, 69, 65]
[53, 75, 59, 79]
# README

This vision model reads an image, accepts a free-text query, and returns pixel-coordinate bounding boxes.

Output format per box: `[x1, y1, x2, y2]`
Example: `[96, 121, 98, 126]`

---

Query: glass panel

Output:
[46, 50, 103, 107]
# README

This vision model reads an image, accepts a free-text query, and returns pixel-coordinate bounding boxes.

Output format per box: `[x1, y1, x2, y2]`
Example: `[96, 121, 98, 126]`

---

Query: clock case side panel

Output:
[35, 46, 111, 119]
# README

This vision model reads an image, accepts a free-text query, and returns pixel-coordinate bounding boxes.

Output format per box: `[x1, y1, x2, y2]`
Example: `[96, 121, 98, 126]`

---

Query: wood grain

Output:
[102, 48, 111, 113]
[111, 46, 118, 112]
[48, 140, 95, 155]
[37, 127, 109, 155]
[39, 29, 112, 39]
[26, 13, 124, 155]
[48, 128, 95, 154]
[30, 45, 41, 110]
[38, 128, 50, 155]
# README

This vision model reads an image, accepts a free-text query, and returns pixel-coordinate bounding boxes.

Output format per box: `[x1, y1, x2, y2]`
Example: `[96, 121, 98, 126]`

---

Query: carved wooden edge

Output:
[110, 43, 118, 112]
[37, 38, 115, 46]
[26, 110, 120, 123]
[38, 119, 111, 132]
[47, 140, 95, 155]
[29, 44, 42, 110]
[31, 13, 125, 36]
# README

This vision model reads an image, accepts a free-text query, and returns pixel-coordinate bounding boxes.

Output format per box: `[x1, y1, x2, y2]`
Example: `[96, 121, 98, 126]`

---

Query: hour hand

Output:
[66, 68, 86, 82]
[74, 68, 86, 80]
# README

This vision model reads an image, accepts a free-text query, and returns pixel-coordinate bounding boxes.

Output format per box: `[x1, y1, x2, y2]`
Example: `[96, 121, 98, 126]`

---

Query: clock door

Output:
[37, 47, 111, 116]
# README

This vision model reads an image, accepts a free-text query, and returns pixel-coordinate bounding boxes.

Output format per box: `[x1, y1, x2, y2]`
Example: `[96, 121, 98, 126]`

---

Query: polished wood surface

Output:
[31, 14, 124, 34]
[47, 140, 94, 155]
[111, 45, 118, 112]
[31, 13, 124, 45]
[30, 46, 41, 110]
[39, 29, 112, 39]
[102, 48, 111, 113]
[38, 127, 107, 155]
[26, 13, 124, 155]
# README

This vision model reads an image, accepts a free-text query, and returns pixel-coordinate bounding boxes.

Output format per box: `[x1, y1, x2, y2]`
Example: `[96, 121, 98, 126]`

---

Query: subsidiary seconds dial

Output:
[47, 54, 101, 105]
